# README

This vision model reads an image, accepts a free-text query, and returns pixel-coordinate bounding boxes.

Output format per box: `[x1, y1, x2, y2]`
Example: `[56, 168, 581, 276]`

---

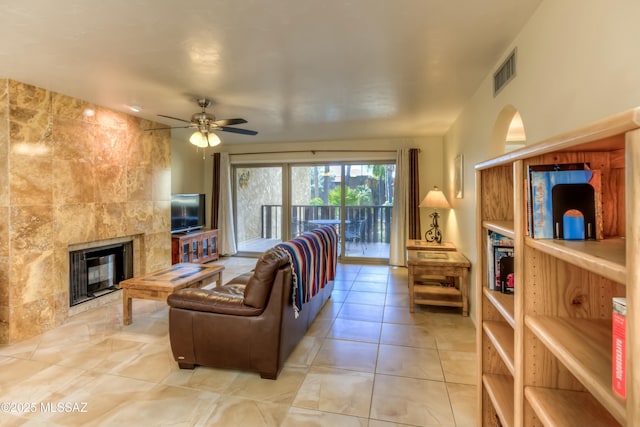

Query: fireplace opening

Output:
[69, 241, 133, 306]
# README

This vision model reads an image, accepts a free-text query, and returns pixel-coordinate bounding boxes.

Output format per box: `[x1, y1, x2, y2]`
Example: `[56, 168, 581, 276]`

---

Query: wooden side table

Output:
[407, 249, 471, 316]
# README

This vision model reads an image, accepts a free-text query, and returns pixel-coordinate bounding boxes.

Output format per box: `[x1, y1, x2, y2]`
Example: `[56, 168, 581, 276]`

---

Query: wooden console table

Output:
[407, 249, 471, 316]
[171, 229, 219, 264]
[119, 262, 224, 325]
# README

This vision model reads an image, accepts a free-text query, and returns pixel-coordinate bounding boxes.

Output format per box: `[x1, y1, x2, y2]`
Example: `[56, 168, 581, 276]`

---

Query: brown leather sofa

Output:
[167, 246, 334, 379]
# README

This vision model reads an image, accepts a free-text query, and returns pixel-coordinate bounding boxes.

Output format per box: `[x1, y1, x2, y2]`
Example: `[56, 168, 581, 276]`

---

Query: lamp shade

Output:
[419, 186, 451, 209]
[190, 131, 221, 148]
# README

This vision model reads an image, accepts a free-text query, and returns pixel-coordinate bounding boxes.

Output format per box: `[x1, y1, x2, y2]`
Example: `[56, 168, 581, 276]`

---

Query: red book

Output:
[612, 297, 627, 398]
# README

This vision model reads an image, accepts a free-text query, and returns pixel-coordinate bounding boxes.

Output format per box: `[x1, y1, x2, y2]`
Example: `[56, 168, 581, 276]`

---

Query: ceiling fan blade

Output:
[213, 118, 247, 127]
[145, 125, 194, 131]
[157, 114, 192, 123]
[218, 126, 258, 135]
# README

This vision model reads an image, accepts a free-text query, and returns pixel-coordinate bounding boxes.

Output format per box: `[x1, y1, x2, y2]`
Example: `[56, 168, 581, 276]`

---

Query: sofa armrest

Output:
[168, 286, 263, 316]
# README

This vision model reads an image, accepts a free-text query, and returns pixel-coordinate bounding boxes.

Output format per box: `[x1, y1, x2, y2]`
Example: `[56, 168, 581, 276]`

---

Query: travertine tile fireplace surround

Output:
[0, 79, 172, 344]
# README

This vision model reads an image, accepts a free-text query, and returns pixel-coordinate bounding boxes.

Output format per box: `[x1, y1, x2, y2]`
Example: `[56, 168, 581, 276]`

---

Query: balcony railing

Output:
[261, 204, 392, 244]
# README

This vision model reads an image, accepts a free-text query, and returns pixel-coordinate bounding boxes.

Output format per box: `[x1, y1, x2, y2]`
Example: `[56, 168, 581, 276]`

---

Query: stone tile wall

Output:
[0, 79, 172, 343]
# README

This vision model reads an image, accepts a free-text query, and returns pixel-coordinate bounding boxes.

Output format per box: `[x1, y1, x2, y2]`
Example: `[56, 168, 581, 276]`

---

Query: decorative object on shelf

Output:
[612, 297, 627, 398]
[419, 186, 451, 244]
[454, 154, 464, 198]
[487, 231, 514, 291]
[528, 163, 602, 240]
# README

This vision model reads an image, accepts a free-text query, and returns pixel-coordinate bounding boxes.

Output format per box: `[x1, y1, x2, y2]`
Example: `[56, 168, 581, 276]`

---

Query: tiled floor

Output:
[0, 257, 476, 426]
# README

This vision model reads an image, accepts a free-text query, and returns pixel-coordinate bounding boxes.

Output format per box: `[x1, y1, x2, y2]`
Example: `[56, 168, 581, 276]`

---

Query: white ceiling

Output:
[0, 0, 541, 144]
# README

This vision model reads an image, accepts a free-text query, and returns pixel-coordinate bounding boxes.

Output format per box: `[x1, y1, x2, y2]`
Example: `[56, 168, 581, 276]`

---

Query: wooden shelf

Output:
[483, 374, 514, 427]
[483, 321, 515, 375]
[525, 387, 621, 427]
[483, 220, 515, 239]
[414, 284, 462, 308]
[525, 315, 626, 425]
[476, 108, 639, 427]
[483, 288, 515, 327]
[526, 237, 626, 285]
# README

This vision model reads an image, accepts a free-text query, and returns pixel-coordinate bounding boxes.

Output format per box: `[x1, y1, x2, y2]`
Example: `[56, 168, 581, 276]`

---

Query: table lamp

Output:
[419, 186, 451, 244]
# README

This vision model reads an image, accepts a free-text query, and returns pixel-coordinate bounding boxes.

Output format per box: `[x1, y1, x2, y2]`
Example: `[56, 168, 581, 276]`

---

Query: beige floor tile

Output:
[106, 342, 174, 383]
[345, 290, 387, 306]
[384, 292, 410, 307]
[383, 306, 430, 325]
[332, 279, 355, 291]
[337, 302, 384, 322]
[439, 350, 476, 385]
[315, 299, 343, 320]
[370, 374, 455, 426]
[292, 366, 374, 418]
[327, 318, 382, 343]
[163, 365, 240, 393]
[0, 357, 87, 403]
[306, 317, 334, 338]
[82, 384, 220, 427]
[330, 289, 349, 302]
[312, 338, 378, 372]
[226, 367, 307, 405]
[376, 344, 444, 381]
[201, 395, 290, 427]
[30, 373, 160, 426]
[446, 382, 477, 427]
[351, 280, 388, 292]
[379, 323, 437, 349]
[0, 334, 41, 358]
[286, 335, 323, 369]
[368, 420, 418, 427]
[282, 407, 368, 427]
[433, 324, 476, 352]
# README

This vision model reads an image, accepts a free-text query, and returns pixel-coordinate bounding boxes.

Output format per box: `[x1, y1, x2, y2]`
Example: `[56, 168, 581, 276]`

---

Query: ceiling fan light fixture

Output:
[206, 132, 221, 147]
[189, 130, 221, 147]
[189, 131, 209, 148]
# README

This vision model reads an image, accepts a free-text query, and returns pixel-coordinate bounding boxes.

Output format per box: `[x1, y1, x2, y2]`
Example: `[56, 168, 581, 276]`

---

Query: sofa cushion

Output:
[243, 247, 290, 309]
[168, 286, 263, 316]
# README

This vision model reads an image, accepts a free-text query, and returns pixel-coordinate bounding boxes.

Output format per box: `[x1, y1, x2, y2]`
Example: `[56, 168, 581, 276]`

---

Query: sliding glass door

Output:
[233, 161, 395, 261]
[290, 162, 395, 260]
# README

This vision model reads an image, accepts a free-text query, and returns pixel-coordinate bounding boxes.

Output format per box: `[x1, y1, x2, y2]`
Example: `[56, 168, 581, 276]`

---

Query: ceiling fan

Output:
[147, 97, 257, 147]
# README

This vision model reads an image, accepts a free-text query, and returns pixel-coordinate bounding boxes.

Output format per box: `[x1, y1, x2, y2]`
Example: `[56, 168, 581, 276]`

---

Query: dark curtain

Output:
[211, 152, 221, 229]
[408, 148, 421, 239]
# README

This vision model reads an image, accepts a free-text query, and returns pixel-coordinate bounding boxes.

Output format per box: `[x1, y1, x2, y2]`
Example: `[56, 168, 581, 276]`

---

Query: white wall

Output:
[445, 0, 640, 323]
[170, 138, 207, 194]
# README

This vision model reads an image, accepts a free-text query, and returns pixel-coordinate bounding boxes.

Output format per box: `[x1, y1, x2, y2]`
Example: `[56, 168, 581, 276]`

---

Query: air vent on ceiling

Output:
[493, 48, 517, 96]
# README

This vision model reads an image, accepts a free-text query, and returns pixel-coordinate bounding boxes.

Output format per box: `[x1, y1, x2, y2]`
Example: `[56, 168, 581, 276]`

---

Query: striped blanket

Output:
[276, 225, 338, 318]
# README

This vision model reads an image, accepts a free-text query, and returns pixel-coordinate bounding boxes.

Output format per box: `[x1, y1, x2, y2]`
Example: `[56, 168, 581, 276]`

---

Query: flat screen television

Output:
[171, 193, 206, 233]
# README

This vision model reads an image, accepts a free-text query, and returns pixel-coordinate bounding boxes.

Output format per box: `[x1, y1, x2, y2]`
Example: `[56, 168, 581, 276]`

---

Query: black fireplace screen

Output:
[69, 241, 133, 306]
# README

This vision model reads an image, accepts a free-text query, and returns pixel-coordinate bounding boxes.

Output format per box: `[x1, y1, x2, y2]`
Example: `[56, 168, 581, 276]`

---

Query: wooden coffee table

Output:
[119, 262, 224, 325]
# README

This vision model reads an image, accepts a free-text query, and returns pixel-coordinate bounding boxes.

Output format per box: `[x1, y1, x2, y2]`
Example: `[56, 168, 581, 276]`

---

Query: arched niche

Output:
[490, 105, 527, 157]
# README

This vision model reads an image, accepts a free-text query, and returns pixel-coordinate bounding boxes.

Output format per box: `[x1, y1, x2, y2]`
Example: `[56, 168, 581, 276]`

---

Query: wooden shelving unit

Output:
[475, 108, 640, 426]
